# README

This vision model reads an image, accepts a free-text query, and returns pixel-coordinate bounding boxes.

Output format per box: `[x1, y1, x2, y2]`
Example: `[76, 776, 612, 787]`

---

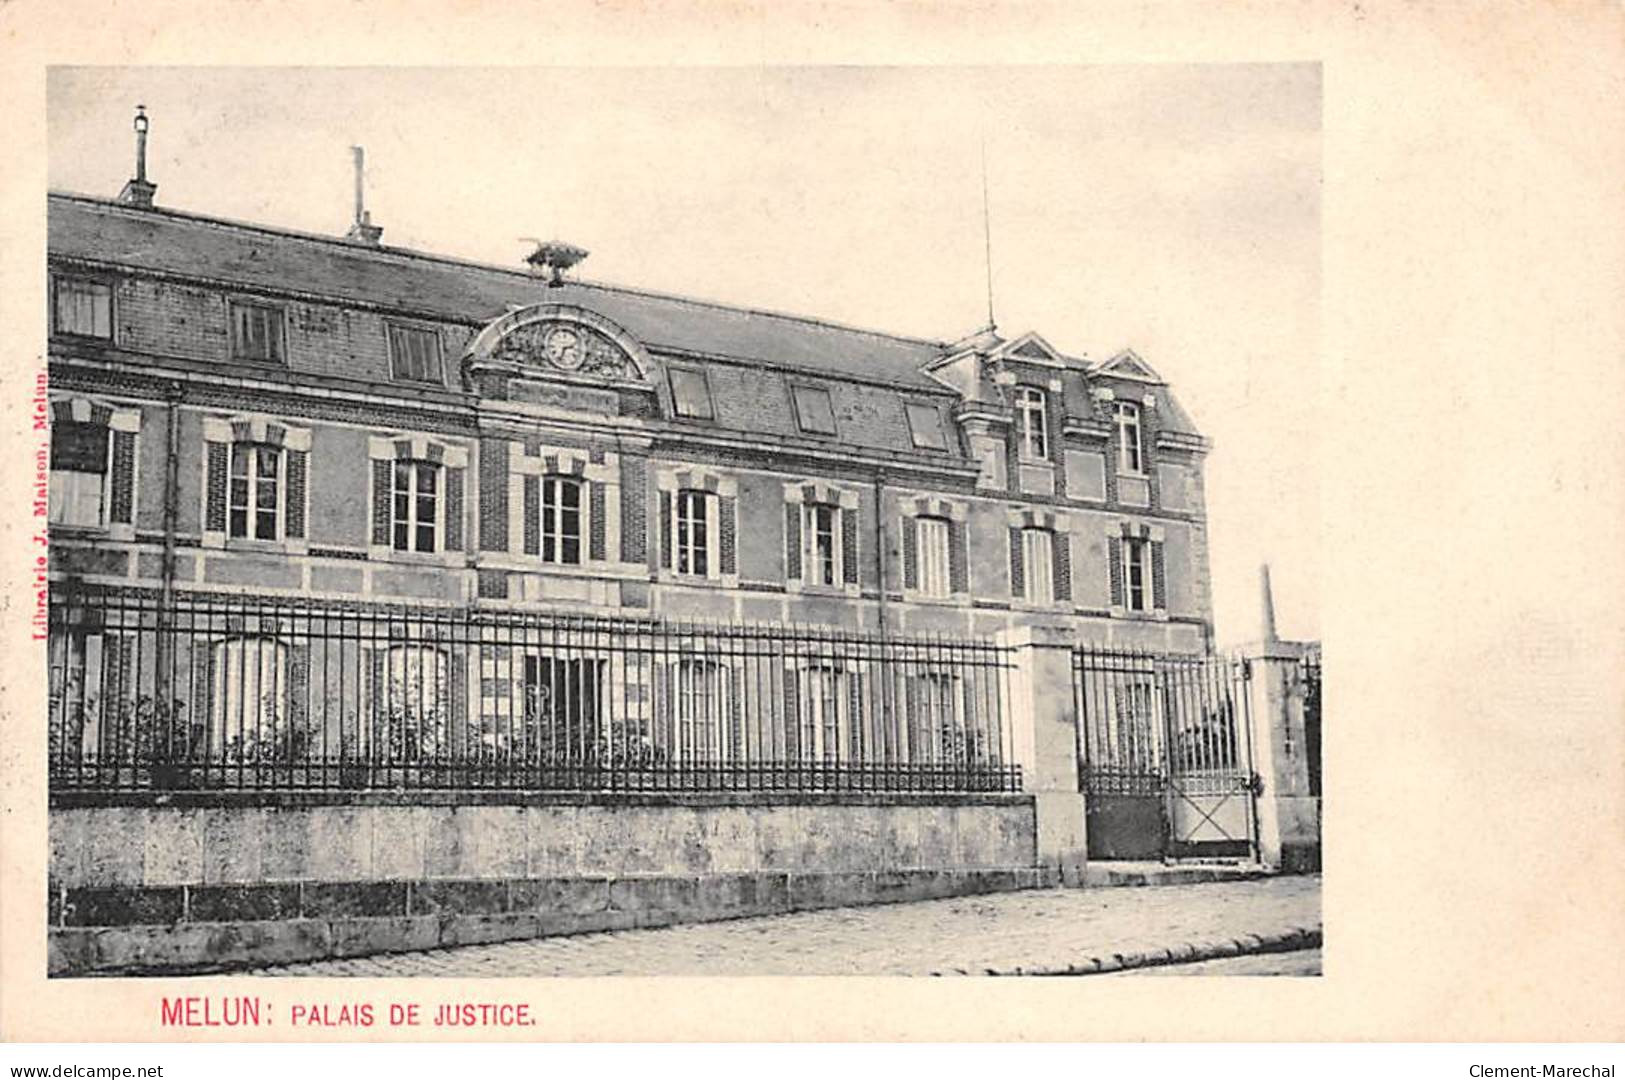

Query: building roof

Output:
[47, 193, 953, 393]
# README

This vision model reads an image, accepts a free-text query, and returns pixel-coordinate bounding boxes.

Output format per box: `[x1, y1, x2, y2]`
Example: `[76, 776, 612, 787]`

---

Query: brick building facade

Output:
[45, 191, 1214, 649]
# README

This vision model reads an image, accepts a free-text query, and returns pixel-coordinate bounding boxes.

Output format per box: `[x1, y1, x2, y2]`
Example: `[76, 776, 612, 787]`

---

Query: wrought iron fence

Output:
[47, 585, 1019, 794]
[1300, 645, 1321, 798]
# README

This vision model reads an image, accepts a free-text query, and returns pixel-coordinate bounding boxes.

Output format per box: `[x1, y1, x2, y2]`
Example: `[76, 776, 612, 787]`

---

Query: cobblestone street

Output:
[251, 875, 1320, 977]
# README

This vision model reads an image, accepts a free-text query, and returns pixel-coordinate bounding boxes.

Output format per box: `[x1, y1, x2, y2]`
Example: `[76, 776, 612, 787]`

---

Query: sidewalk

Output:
[251, 874, 1322, 977]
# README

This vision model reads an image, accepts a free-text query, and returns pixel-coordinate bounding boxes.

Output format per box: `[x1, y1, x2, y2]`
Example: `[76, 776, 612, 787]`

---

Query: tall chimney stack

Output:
[346, 145, 383, 246]
[117, 105, 157, 209]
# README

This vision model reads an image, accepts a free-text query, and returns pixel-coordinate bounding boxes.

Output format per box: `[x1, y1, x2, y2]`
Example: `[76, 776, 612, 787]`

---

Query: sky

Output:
[47, 64, 1321, 645]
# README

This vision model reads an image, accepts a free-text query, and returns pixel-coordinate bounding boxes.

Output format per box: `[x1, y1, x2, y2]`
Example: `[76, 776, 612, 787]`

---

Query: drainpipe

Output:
[873, 471, 888, 639]
[155, 381, 182, 712]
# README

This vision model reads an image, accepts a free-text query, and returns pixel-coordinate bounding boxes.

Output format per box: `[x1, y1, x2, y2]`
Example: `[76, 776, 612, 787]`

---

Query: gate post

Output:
[999, 625, 1087, 885]
[1240, 640, 1321, 872]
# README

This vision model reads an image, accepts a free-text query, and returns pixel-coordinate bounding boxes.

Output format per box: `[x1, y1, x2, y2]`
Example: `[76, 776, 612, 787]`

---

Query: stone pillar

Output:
[1241, 640, 1320, 872]
[1000, 624, 1087, 884]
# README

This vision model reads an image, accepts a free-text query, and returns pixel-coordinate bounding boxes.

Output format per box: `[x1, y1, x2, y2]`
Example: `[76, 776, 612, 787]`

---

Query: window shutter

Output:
[841, 506, 859, 586]
[730, 667, 744, 760]
[1108, 536, 1125, 607]
[367, 649, 387, 759]
[109, 430, 136, 525]
[784, 503, 802, 581]
[370, 459, 392, 546]
[962, 677, 982, 766]
[619, 454, 647, 563]
[1054, 531, 1072, 603]
[103, 634, 133, 759]
[283, 449, 307, 540]
[522, 476, 540, 556]
[449, 648, 468, 755]
[847, 670, 865, 762]
[1151, 540, 1167, 611]
[588, 480, 606, 561]
[718, 495, 737, 575]
[658, 490, 673, 570]
[782, 666, 800, 760]
[443, 465, 464, 551]
[1005, 425, 1021, 491]
[1008, 526, 1025, 598]
[206, 441, 230, 534]
[478, 438, 509, 552]
[190, 641, 213, 761]
[901, 516, 919, 590]
[288, 643, 310, 758]
[948, 519, 969, 594]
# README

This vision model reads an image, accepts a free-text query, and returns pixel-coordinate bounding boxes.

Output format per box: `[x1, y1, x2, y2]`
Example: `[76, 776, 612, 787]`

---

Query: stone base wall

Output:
[48, 793, 1038, 976]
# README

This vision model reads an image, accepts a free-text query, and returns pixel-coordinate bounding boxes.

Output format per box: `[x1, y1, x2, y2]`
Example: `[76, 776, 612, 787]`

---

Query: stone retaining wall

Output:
[48, 793, 1039, 976]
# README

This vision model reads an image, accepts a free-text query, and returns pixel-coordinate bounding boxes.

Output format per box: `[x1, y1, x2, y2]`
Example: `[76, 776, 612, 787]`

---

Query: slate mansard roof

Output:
[46, 192, 1202, 447]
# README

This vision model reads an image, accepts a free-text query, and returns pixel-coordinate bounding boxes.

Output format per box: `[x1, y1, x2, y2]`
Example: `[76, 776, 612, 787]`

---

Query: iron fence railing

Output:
[1071, 645, 1255, 795]
[47, 584, 1019, 794]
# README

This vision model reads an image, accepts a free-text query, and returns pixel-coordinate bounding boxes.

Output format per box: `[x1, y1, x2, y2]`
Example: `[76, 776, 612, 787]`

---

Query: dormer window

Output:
[792, 385, 838, 436]
[905, 402, 948, 450]
[52, 277, 113, 340]
[1114, 400, 1144, 475]
[1016, 386, 1049, 460]
[230, 300, 285, 364]
[668, 366, 715, 420]
[388, 324, 444, 385]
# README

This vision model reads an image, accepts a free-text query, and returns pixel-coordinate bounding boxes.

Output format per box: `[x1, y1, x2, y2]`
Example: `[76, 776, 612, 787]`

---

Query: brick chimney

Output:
[345, 145, 383, 246]
[116, 105, 157, 209]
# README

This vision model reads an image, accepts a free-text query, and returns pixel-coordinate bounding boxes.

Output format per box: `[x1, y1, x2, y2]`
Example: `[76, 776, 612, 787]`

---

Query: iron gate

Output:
[1073, 647, 1258, 860]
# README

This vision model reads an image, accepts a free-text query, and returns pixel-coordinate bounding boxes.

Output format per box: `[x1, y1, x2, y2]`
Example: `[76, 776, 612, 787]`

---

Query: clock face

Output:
[544, 327, 583, 370]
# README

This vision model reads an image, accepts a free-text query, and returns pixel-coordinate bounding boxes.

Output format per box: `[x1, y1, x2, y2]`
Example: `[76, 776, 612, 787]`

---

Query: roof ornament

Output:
[117, 105, 157, 209]
[345, 146, 384, 246]
[980, 134, 996, 334]
[521, 238, 589, 287]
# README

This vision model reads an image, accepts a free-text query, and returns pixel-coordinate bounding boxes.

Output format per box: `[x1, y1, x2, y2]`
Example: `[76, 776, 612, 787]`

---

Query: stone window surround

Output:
[50, 395, 141, 542]
[1092, 385, 1159, 478]
[654, 464, 739, 588]
[367, 432, 468, 566]
[203, 414, 311, 555]
[1106, 517, 1168, 622]
[1005, 505, 1073, 614]
[503, 441, 620, 575]
[899, 493, 969, 607]
[783, 480, 861, 598]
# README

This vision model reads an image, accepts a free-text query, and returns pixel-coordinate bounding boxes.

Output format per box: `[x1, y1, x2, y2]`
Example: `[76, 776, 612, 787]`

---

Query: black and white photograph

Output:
[2, 0, 1621, 1059]
[37, 63, 1322, 981]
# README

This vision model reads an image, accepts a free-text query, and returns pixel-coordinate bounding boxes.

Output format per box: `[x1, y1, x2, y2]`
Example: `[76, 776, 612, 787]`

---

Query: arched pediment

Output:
[463, 303, 653, 384]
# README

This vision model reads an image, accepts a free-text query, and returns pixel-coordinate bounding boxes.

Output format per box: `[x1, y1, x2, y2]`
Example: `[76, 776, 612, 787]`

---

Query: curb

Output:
[930, 925, 1322, 976]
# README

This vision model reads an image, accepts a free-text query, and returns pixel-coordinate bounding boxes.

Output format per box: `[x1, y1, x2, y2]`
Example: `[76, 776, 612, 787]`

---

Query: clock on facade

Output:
[544, 326, 584, 370]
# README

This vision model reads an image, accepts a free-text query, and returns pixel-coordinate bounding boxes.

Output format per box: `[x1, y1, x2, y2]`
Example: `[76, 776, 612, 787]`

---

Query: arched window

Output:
[211, 637, 289, 756]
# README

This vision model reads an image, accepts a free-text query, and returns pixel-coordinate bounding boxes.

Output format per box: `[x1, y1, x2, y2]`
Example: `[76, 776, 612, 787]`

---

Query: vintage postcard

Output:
[1, 0, 1620, 1049]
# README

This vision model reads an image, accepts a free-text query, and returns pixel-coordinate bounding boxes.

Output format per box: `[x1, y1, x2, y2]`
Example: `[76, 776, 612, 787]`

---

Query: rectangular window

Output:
[792, 385, 838, 436]
[391, 460, 439, 552]
[675, 489, 710, 576]
[1017, 387, 1049, 460]
[1022, 527, 1054, 604]
[230, 301, 285, 364]
[805, 502, 840, 586]
[672, 659, 728, 760]
[905, 402, 948, 450]
[523, 655, 603, 761]
[908, 671, 963, 763]
[1124, 536, 1150, 612]
[799, 664, 850, 762]
[388, 325, 444, 385]
[668, 367, 715, 419]
[916, 516, 951, 598]
[229, 443, 282, 540]
[53, 278, 113, 339]
[48, 420, 108, 527]
[1115, 401, 1144, 474]
[540, 476, 582, 565]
